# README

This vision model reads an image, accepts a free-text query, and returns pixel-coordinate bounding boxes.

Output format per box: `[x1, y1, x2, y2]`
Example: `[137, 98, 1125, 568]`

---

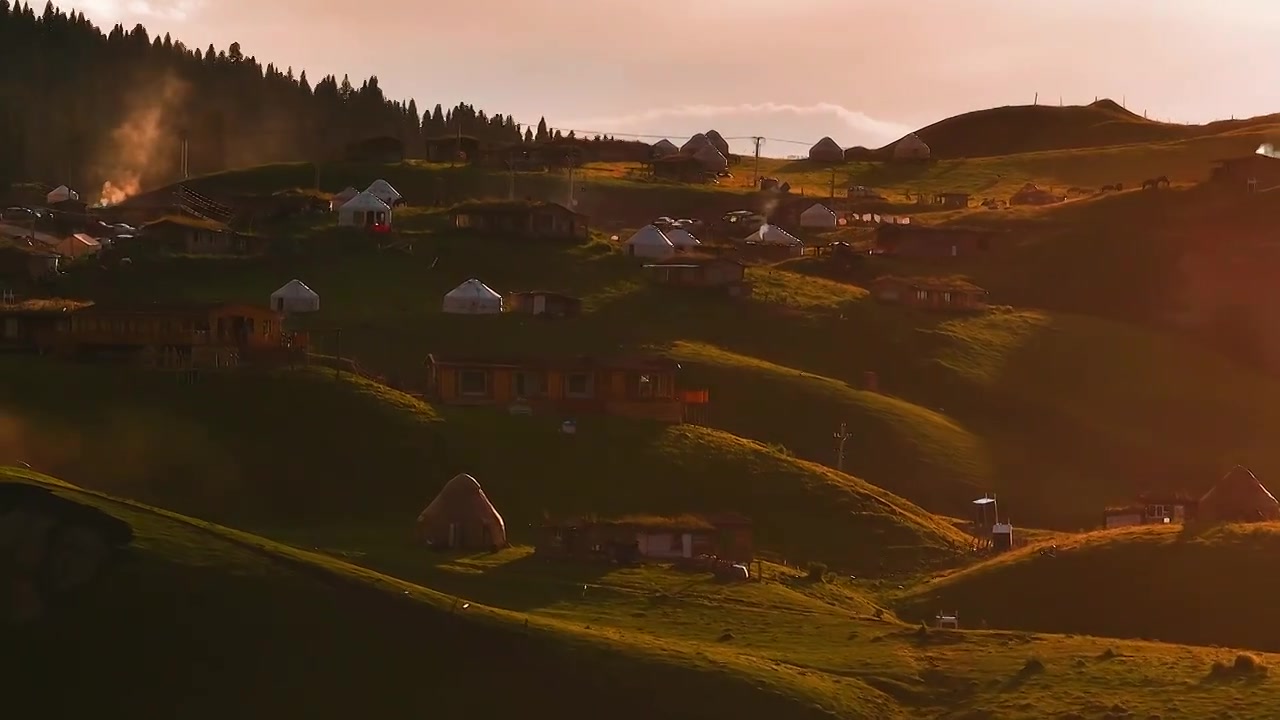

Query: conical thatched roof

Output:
[1199, 465, 1280, 524]
[703, 129, 730, 156]
[417, 473, 507, 547]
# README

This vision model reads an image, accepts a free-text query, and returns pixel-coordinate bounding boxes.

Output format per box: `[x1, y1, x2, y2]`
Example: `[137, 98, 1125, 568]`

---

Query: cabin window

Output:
[942, 292, 953, 304]
[637, 374, 654, 398]
[915, 290, 928, 301]
[459, 370, 489, 397]
[566, 372, 593, 399]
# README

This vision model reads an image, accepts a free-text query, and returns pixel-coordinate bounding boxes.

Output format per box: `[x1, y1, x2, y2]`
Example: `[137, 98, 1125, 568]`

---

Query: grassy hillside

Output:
[893, 523, 1280, 653]
[0, 469, 858, 720]
[0, 357, 967, 571]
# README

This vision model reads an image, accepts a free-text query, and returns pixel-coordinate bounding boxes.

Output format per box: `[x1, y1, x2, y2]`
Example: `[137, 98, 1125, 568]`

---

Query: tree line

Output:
[0, 1, 600, 198]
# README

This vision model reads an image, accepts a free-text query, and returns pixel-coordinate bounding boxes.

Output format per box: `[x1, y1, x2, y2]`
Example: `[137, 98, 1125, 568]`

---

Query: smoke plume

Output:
[95, 73, 188, 206]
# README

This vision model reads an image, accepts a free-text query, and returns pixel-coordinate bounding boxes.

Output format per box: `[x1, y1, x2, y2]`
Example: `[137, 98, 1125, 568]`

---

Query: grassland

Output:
[893, 523, 1280, 654]
[10, 468, 1280, 719]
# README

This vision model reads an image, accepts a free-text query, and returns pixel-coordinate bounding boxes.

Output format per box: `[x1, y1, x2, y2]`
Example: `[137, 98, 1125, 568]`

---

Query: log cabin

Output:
[535, 513, 753, 564]
[449, 200, 589, 241]
[871, 276, 988, 312]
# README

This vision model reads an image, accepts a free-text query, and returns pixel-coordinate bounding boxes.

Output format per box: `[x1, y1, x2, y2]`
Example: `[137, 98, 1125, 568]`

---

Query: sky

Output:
[66, 0, 1280, 155]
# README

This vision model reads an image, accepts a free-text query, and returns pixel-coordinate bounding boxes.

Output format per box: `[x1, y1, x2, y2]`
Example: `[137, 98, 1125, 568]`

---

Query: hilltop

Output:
[893, 523, 1280, 653]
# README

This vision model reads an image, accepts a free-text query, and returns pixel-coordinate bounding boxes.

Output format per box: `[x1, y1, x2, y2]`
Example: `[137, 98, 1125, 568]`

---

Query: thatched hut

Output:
[415, 473, 508, 550]
[1198, 466, 1280, 524]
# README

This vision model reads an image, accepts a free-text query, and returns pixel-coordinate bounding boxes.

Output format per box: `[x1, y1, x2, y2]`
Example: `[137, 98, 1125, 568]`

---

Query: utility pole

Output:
[750, 136, 764, 188]
[829, 167, 836, 200]
[833, 423, 851, 473]
[566, 157, 576, 207]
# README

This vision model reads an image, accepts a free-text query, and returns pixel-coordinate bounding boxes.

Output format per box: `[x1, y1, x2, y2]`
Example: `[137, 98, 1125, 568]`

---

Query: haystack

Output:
[415, 473, 508, 550]
[1198, 466, 1280, 524]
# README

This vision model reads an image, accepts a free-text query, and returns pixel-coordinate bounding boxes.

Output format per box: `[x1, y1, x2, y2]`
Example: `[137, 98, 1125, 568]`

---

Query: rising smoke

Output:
[95, 73, 189, 206]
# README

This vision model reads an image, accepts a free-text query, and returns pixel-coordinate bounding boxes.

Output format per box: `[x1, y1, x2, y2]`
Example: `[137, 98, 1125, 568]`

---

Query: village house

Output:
[138, 216, 267, 256]
[424, 353, 709, 424]
[449, 200, 589, 241]
[50, 300, 305, 368]
[871, 276, 989, 312]
[873, 224, 993, 258]
[504, 291, 582, 318]
[1102, 492, 1199, 529]
[1209, 153, 1280, 192]
[930, 192, 971, 209]
[642, 256, 752, 297]
[535, 513, 754, 564]
[0, 298, 88, 353]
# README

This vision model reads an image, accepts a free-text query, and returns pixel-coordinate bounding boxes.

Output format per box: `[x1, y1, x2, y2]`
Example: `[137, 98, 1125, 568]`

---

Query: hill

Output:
[0, 469, 859, 719]
[0, 356, 968, 572]
[907, 99, 1280, 159]
[892, 523, 1280, 653]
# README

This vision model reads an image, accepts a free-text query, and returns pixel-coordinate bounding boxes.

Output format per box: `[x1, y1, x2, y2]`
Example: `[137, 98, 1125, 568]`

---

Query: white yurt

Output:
[799, 203, 838, 228]
[624, 224, 676, 259]
[270, 279, 320, 313]
[703, 130, 731, 157]
[743, 223, 804, 247]
[338, 191, 392, 227]
[693, 144, 729, 173]
[808, 137, 845, 163]
[680, 133, 712, 155]
[665, 228, 702, 250]
[893, 133, 931, 160]
[442, 278, 503, 314]
[651, 139, 679, 158]
[365, 178, 402, 206]
[330, 186, 359, 211]
[46, 185, 79, 204]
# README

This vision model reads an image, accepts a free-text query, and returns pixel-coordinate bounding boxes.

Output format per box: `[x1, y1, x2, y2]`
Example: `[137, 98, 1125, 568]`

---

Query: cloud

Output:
[556, 102, 912, 153]
[74, 0, 204, 22]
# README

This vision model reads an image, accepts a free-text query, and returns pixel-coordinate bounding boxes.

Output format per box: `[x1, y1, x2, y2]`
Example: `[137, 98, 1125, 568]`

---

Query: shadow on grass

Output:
[404, 548, 619, 611]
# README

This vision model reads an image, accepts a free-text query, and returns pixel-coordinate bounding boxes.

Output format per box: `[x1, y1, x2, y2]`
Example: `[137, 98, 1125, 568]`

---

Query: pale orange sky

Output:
[69, 0, 1280, 154]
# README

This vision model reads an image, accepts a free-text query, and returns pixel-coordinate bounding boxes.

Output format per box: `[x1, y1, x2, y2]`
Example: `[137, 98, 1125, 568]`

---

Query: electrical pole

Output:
[833, 423, 851, 473]
[829, 167, 836, 200]
[566, 157, 576, 207]
[750, 136, 764, 188]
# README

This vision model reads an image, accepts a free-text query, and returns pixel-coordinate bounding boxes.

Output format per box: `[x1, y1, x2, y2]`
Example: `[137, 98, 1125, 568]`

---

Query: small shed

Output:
[665, 228, 702, 250]
[703, 130, 731, 157]
[651, 139, 679, 158]
[329, 186, 359, 211]
[808, 137, 845, 163]
[443, 278, 503, 314]
[1198, 466, 1280, 524]
[269, 279, 320, 314]
[415, 473, 507, 550]
[505, 291, 582, 318]
[54, 234, 101, 259]
[46, 185, 79, 204]
[624, 225, 677, 259]
[893, 133, 931, 161]
[365, 179, 403, 207]
[799, 203, 838, 228]
[338, 191, 392, 227]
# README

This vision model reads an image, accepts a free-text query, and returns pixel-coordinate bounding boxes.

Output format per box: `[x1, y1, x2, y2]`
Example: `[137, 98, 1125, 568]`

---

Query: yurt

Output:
[703, 129, 731, 157]
[338, 191, 392, 227]
[693, 144, 729, 173]
[329, 186, 359, 211]
[799, 203, 838, 228]
[624, 224, 676, 259]
[742, 223, 803, 247]
[365, 178, 402, 206]
[893, 133, 931, 161]
[651, 139, 679, 158]
[808, 137, 845, 163]
[415, 473, 508, 550]
[442, 278, 503, 314]
[665, 228, 702, 250]
[1198, 466, 1280, 524]
[46, 185, 79, 204]
[269, 279, 320, 313]
[680, 133, 712, 155]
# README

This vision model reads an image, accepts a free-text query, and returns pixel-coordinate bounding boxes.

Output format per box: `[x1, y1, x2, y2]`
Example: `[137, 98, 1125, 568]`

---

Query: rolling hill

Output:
[892, 523, 1280, 654]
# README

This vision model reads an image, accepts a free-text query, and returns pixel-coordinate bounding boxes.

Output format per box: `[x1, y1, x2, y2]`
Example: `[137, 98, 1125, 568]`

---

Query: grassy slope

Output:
[0, 469, 863, 720]
[0, 357, 967, 571]
[892, 523, 1280, 654]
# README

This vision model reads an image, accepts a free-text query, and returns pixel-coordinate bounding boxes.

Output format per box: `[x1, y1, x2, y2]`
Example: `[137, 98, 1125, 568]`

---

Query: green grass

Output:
[892, 523, 1280, 653]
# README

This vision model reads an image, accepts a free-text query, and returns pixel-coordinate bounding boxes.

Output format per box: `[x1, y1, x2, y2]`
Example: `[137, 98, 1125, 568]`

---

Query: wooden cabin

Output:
[0, 298, 88, 352]
[424, 353, 708, 423]
[54, 301, 305, 368]
[449, 200, 589, 241]
[642, 256, 752, 297]
[139, 216, 267, 256]
[1102, 492, 1198, 529]
[504, 291, 582, 318]
[873, 224, 993, 258]
[930, 192, 971, 209]
[870, 276, 988, 312]
[535, 513, 754, 564]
